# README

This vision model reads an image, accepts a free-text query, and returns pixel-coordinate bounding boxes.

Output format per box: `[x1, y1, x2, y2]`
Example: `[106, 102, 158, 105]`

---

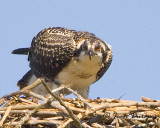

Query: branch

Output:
[0, 106, 12, 127]
[0, 98, 6, 106]
[0, 110, 67, 117]
[20, 79, 42, 91]
[2, 79, 42, 99]
[41, 79, 82, 128]
[22, 91, 47, 101]
[65, 86, 93, 108]
[142, 97, 157, 102]
[90, 101, 160, 115]
[58, 118, 73, 128]
[15, 97, 52, 128]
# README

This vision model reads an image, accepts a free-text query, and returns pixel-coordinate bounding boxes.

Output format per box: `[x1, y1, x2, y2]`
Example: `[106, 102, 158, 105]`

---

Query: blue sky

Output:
[0, 0, 160, 101]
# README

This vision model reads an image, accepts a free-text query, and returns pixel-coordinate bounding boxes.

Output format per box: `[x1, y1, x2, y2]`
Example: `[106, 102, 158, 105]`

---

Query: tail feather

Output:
[12, 48, 29, 55]
[17, 70, 33, 89]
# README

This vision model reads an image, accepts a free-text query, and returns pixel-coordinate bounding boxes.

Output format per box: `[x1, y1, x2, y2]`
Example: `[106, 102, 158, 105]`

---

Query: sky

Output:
[0, 0, 160, 101]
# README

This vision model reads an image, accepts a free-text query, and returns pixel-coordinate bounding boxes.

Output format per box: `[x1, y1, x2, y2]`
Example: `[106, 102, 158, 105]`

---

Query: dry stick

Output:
[0, 104, 38, 111]
[65, 87, 93, 108]
[0, 98, 6, 106]
[91, 123, 105, 128]
[23, 91, 47, 101]
[15, 97, 53, 128]
[87, 98, 120, 103]
[43, 116, 64, 120]
[20, 79, 42, 91]
[41, 80, 82, 128]
[15, 81, 67, 128]
[50, 102, 68, 114]
[5, 120, 62, 126]
[58, 118, 73, 128]
[49, 86, 69, 114]
[68, 106, 86, 113]
[2, 90, 23, 99]
[51, 86, 65, 93]
[0, 106, 12, 127]
[142, 97, 157, 102]
[0, 110, 67, 117]
[0, 110, 29, 114]
[18, 97, 38, 105]
[90, 101, 160, 115]
[58, 113, 84, 128]
[2, 79, 42, 99]
[81, 122, 93, 128]
[27, 119, 62, 125]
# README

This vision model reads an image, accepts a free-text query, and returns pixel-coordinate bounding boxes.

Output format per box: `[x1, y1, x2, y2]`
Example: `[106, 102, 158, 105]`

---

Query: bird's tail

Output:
[12, 48, 29, 55]
[17, 70, 35, 89]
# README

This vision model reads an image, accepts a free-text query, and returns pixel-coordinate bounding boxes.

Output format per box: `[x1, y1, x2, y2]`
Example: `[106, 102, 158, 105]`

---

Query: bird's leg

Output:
[77, 87, 90, 99]
[51, 80, 61, 97]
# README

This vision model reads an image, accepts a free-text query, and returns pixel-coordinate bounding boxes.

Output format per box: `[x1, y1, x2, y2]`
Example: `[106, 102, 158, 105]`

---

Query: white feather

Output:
[27, 75, 54, 95]
[54, 53, 102, 97]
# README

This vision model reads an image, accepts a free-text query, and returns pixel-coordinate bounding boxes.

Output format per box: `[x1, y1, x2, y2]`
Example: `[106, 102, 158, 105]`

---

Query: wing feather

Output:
[29, 28, 76, 80]
[96, 45, 113, 81]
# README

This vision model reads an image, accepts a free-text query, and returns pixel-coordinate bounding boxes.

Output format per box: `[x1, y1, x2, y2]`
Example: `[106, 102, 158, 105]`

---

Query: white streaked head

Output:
[75, 39, 108, 64]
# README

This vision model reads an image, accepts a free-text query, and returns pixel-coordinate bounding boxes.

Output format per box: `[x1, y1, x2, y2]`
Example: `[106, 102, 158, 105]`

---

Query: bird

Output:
[12, 27, 113, 98]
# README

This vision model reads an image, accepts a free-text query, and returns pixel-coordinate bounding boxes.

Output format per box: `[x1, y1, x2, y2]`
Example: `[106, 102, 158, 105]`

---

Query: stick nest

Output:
[0, 79, 160, 128]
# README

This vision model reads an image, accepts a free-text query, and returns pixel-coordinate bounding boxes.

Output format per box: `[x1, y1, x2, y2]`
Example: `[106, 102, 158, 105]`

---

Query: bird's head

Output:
[75, 39, 109, 64]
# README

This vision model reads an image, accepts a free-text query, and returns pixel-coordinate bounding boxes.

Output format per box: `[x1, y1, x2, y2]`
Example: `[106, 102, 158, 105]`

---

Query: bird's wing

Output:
[29, 27, 76, 80]
[96, 45, 113, 82]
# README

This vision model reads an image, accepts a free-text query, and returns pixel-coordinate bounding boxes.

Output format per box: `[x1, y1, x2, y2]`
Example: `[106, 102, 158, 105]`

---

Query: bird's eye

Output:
[95, 45, 102, 51]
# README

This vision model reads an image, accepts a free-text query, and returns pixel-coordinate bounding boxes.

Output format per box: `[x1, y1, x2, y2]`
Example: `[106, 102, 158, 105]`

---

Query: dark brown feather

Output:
[96, 45, 113, 81]
[17, 70, 33, 89]
[29, 28, 76, 80]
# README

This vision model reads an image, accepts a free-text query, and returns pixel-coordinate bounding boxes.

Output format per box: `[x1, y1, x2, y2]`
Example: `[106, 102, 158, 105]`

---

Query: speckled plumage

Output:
[12, 27, 113, 98]
[29, 28, 76, 80]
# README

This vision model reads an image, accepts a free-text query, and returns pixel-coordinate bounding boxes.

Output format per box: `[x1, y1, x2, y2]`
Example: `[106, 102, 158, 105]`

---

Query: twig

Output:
[118, 93, 127, 100]
[0, 104, 38, 111]
[51, 86, 65, 93]
[58, 118, 73, 128]
[0, 106, 12, 127]
[41, 80, 82, 128]
[14, 85, 66, 128]
[27, 118, 62, 125]
[2, 79, 42, 99]
[20, 79, 42, 91]
[0, 110, 29, 114]
[18, 97, 38, 105]
[68, 106, 86, 113]
[65, 87, 93, 108]
[23, 91, 47, 101]
[5, 119, 62, 126]
[142, 97, 157, 102]
[91, 123, 106, 128]
[2, 90, 23, 99]
[87, 98, 120, 103]
[15, 97, 52, 128]
[81, 122, 93, 128]
[0, 98, 6, 106]
[0, 110, 67, 117]
[87, 115, 102, 124]
[50, 101, 69, 114]
[44, 116, 64, 120]
[91, 101, 160, 114]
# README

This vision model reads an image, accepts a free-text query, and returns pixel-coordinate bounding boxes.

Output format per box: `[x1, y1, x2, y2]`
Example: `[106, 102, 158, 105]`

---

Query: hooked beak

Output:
[88, 50, 95, 60]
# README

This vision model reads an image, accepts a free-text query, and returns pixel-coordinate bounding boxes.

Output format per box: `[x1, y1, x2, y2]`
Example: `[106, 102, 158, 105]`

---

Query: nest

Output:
[0, 79, 160, 128]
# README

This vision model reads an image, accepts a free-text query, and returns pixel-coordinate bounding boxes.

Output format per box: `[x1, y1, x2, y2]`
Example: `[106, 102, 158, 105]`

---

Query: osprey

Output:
[12, 27, 112, 98]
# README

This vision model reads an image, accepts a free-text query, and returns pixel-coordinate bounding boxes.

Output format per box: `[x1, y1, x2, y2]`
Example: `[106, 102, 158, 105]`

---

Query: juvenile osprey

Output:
[12, 27, 112, 98]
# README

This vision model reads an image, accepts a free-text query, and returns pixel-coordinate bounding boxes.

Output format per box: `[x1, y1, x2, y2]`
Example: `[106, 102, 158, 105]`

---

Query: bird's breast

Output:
[54, 55, 102, 89]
